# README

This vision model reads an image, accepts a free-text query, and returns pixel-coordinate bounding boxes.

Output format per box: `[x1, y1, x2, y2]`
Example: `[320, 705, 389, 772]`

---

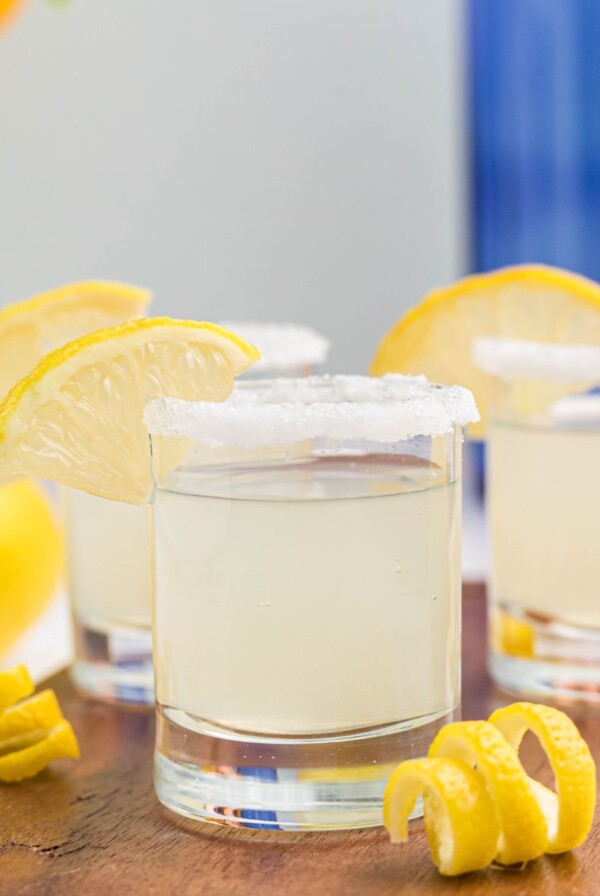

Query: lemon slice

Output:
[370, 265, 600, 433]
[0, 281, 151, 399]
[383, 757, 500, 876]
[489, 703, 596, 853]
[0, 665, 34, 713]
[0, 718, 79, 782]
[0, 318, 259, 503]
[429, 719, 548, 864]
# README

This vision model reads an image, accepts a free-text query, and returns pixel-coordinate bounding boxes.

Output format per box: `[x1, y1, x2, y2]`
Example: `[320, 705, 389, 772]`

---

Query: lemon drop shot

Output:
[474, 338, 600, 701]
[145, 374, 478, 830]
[0, 318, 260, 704]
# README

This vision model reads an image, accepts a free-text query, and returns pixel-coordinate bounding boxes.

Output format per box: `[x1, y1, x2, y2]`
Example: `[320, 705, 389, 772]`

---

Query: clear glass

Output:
[150, 385, 463, 830]
[488, 378, 600, 701]
[64, 489, 154, 705]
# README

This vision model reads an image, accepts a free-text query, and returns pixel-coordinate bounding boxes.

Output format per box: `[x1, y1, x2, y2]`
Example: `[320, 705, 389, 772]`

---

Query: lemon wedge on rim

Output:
[0, 318, 259, 503]
[370, 265, 600, 434]
[0, 281, 151, 399]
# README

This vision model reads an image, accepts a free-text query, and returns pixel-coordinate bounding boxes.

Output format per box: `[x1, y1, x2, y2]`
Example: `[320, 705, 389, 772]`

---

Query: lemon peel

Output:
[0, 719, 79, 783]
[429, 719, 548, 865]
[0, 666, 79, 782]
[0, 665, 34, 713]
[384, 703, 596, 876]
[489, 702, 596, 853]
[383, 757, 500, 876]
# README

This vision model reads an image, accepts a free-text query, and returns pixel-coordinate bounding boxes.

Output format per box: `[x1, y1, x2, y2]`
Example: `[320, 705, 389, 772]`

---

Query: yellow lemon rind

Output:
[0, 280, 151, 332]
[0, 317, 260, 442]
[489, 702, 596, 854]
[0, 719, 80, 783]
[383, 756, 500, 876]
[428, 719, 548, 865]
[0, 690, 63, 745]
[0, 665, 34, 714]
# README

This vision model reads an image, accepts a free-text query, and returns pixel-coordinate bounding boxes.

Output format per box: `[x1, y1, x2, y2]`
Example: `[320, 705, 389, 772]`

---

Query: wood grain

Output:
[1, 584, 599, 896]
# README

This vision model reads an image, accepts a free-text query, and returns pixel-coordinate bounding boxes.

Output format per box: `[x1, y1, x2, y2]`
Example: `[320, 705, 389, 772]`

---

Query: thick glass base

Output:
[71, 617, 154, 706]
[490, 604, 600, 703]
[154, 704, 457, 831]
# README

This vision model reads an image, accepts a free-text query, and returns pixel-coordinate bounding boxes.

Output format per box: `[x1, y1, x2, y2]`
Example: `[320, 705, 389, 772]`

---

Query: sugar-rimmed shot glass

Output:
[475, 338, 600, 701]
[218, 322, 330, 377]
[65, 323, 329, 707]
[145, 374, 478, 830]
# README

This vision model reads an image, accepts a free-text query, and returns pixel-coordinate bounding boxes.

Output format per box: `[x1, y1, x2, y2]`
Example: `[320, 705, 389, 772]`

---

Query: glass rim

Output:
[144, 374, 478, 447]
[217, 321, 330, 370]
[473, 337, 600, 383]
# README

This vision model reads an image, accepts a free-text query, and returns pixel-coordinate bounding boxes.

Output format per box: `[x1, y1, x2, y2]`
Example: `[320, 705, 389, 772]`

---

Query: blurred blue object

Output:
[470, 0, 600, 278]
[469, 0, 600, 495]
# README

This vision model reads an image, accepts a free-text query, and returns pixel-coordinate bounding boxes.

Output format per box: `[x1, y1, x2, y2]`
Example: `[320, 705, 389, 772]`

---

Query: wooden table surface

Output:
[1, 584, 599, 896]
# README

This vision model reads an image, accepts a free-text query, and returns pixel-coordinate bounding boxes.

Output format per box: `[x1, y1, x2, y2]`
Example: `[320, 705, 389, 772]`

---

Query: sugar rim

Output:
[144, 374, 479, 446]
[473, 337, 600, 382]
[218, 321, 330, 371]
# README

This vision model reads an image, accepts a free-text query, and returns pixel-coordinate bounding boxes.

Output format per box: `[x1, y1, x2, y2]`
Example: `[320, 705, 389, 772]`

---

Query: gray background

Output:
[0, 0, 465, 372]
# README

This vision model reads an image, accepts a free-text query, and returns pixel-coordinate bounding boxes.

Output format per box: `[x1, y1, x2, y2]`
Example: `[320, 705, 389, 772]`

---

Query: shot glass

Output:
[146, 375, 478, 830]
[475, 338, 600, 701]
[64, 323, 329, 706]
[64, 490, 153, 704]
[218, 322, 330, 377]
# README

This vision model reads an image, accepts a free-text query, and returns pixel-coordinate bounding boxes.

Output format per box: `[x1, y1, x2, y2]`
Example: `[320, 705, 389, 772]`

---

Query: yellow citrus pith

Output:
[0, 481, 62, 658]
[370, 265, 600, 433]
[0, 318, 260, 503]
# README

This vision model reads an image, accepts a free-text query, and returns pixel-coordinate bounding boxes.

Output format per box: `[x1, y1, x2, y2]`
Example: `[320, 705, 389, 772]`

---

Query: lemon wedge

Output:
[0, 281, 151, 399]
[370, 265, 600, 433]
[383, 757, 500, 876]
[428, 719, 548, 864]
[489, 702, 596, 853]
[0, 318, 259, 503]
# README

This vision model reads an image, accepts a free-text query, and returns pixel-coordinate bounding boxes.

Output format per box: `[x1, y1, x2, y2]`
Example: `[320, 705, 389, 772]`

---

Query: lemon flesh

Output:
[0, 318, 259, 503]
